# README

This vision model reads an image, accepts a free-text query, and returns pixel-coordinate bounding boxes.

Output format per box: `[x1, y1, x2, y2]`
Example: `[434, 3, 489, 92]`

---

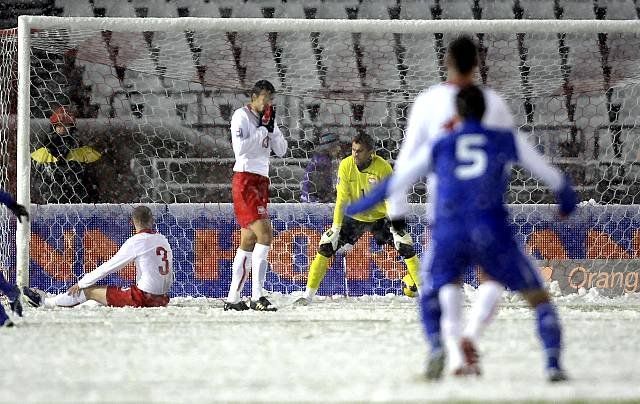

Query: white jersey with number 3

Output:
[388, 82, 515, 218]
[77, 231, 174, 295]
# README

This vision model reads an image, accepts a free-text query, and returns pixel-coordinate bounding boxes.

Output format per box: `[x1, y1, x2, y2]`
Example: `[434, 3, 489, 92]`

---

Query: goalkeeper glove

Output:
[8, 203, 29, 223]
[389, 218, 412, 250]
[259, 104, 276, 133]
[320, 226, 341, 251]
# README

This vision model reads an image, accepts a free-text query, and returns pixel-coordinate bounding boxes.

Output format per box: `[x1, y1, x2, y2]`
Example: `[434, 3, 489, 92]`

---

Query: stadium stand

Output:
[4, 0, 640, 203]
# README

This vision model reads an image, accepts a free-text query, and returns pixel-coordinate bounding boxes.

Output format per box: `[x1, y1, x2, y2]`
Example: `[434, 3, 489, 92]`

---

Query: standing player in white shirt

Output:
[224, 80, 287, 312]
[390, 36, 516, 375]
[23, 206, 174, 308]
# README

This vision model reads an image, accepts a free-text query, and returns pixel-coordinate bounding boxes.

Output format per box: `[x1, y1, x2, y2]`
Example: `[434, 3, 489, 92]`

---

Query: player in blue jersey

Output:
[346, 85, 575, 382]
[0, 190, 29, 327]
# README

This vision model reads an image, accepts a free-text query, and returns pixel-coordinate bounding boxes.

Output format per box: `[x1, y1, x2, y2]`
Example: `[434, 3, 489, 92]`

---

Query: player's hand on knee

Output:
[67, 283, 81, 296]
[320, 226, 341, 251]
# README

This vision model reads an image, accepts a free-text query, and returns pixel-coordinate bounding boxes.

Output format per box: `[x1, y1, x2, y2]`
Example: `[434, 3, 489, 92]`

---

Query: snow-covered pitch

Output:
[3, 286, 639, 402]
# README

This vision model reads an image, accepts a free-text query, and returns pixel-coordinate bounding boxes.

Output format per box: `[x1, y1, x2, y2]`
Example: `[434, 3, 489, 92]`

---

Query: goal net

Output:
[9, 17, 640, 297]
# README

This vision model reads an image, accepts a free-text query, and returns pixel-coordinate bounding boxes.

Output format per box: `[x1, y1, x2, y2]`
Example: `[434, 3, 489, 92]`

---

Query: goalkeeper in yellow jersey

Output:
[294, 133, 420, 305]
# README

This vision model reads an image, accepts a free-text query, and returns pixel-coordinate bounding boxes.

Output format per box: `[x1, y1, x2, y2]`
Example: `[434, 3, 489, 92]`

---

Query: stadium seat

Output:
[202, 92, 244, 125]
[402, 34, 446, 90]
[315, 0, 353, 19]
[533, 96, 566, 129]
[277, 0, 307, 18]
[522, 33, 564, 97]
[314, 32, 361, 92]
[77, 61, 120, 105]
[183, 1, 221, 18]
[479, 0, 518, 19]
[484, 33, 523, 100]
[360, 101, 391, 127]
[231, 1, 263, 18]
[519, 0, 557, 19]
[358, 32, 404, 91]
[397, 0, 434, 20]
[563, 0, 599, 19]
[277, 32, 323, 93]
[90, 0, 134, 18]
[440, 1, 473, 19]
[138, 0, 178, 17]
[233, 32, 280, 90]
[55, 0, 93, 17]
[315, 98, 353, 127]
[603, 0, 637, 19]
[356, 1, 393, 19]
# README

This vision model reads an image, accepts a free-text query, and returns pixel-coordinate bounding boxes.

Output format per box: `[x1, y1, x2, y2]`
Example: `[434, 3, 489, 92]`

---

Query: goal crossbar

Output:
[18, 15, 640, 34]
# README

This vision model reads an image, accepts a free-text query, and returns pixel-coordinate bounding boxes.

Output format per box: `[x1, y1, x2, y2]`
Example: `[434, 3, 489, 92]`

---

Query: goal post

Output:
[11, 15, 640, 296]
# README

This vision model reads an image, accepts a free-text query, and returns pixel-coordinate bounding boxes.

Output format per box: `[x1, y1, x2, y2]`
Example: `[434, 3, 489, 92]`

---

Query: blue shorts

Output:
[422, 223, 543, 292]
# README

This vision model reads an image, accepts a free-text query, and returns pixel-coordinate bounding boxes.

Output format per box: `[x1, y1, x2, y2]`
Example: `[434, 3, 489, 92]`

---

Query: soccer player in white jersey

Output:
[224, 80, 287, 312]
[23, 206, 174, 308]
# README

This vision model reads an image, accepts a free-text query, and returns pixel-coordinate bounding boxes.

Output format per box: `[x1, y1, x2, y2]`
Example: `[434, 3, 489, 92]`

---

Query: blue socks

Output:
[0, 272, 17, 301]
[420, 288, 443, 353]
[536, 302, 562, 370]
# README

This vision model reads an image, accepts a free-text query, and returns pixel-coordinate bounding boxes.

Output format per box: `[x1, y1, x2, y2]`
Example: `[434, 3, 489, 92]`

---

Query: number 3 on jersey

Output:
[455, 134, 487, 180]
[156, 246, 170, 275]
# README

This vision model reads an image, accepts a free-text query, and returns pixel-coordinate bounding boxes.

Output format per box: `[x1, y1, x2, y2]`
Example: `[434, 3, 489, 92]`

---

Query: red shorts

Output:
[232, 171, 270, 228]
[106, 285, 169, 308]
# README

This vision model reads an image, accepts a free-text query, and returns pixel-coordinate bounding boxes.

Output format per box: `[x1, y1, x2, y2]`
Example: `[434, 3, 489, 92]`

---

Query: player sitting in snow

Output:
[24, 206, 173, 308]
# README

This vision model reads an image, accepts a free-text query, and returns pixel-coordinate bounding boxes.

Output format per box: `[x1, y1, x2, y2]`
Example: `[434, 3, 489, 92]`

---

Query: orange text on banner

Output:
[30, 231, 75, 281]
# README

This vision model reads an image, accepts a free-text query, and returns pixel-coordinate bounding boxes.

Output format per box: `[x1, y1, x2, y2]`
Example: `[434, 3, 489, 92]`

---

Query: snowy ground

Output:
[1, 286, 639, 403]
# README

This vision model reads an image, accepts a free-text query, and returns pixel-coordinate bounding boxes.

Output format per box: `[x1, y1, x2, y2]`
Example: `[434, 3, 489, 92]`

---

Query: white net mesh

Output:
[11, 17, 640, 297]
[24, 24, 640, 205]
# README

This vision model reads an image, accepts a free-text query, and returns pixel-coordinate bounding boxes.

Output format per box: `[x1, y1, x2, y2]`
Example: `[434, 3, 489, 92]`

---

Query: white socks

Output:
[45, 290, 87, 307]
[303, 287, 318, 301]
[251, 243, 270, 299]
[439, 284, 464, 371]
[464, 280, 503, 342]
[226, 249, 252, 303]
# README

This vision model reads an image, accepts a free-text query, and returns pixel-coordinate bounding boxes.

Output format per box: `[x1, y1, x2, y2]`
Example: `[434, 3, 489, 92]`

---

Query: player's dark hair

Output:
[251, 80, 276, 97]
[456, 85, 486, 121]
[352, 132, 375, 151]
[448, 36, 478, 75]
[132, 206, 154, 228]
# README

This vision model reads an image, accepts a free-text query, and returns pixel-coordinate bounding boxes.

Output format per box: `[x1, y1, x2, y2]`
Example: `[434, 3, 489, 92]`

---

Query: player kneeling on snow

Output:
[24, 206, 174, 308]
[295, 133, 420, 305]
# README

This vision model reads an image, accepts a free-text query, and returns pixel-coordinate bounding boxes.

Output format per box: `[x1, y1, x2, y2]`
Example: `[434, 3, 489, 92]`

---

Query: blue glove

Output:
[556, 176, 577, 217]
[344, 177, 390, 216]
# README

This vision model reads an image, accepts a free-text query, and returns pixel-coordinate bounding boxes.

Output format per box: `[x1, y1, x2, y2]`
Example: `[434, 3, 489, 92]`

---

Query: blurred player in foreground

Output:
[369, 35, 518, 375]
[346, 85, 576, 382]
[224, 80, 287, 312]
[294, 132, 420, 305]
[0, 190, 28, 326]
[24, 206, 173, 308]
